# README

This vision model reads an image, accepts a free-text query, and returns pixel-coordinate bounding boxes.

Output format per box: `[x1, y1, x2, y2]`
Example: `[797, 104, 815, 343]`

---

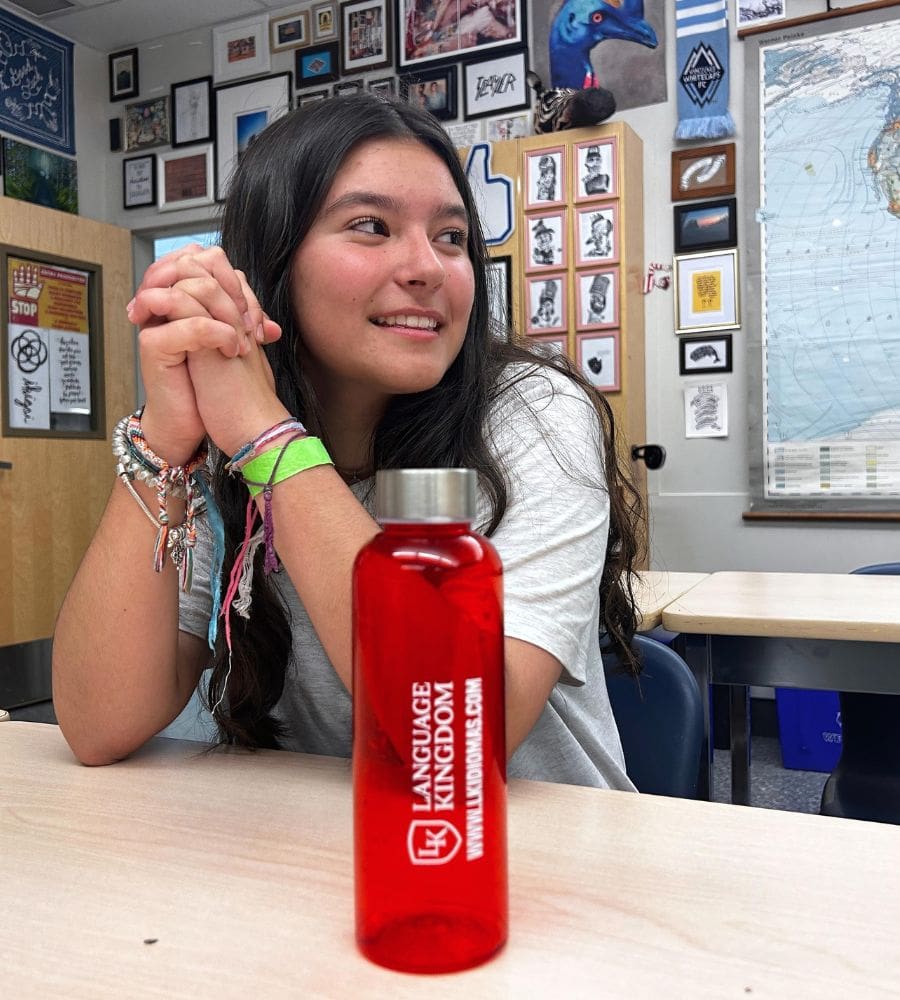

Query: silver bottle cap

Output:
[376, 468, 477, 522]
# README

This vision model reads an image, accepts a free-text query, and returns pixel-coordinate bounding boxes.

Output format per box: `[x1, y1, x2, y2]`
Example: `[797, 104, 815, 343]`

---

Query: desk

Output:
[632, 570, 708, 632]
[663, 571, 900, 805]
[4, 722, 900, 998]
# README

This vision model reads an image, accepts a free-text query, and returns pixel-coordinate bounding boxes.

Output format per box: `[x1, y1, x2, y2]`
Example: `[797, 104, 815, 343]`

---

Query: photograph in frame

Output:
[399, 65, 457, 121]
[523, 145, 565, 210]
[296, 43, 340, 88]
[124, 96, 170, 151]
[577, 331, 620, 392]
[576, 203, 618, 267]
[398, 0, 525, 69]
[576, 268, 618, 330]
[673, 197, 737, 255]
[333, 80, 365, 98]
[312, 1, 338, 41]
[158, 144, 214, 212]
[674, 249, 740, 333]
[525, 274, 566, 335]
[671, 143, 735, 202]
[122, 154, 156, 209]
[574, 137, 618, 202]
[486, 255, 511, 338]
[679, 333, 733, 376]
[109, 48, 138, 102]
[736, 0, 785, 30]
[215, 73, 292, 200]
[462, 48, 530, 121]
[213, 17, 271, 83]
[270, 11, 310, 53]
[524, 210, 566, 273]
[486, 112, 530, 142]
[529, 332, 568, 359]
[170, 76, 213, 147]
[2, 137, 78, 214]
[368, 76, 396, 97]
[340, 0, 392, 75]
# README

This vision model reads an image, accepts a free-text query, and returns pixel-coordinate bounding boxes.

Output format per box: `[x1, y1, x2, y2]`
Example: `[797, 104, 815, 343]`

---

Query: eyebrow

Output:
[323, 191, 469, 225]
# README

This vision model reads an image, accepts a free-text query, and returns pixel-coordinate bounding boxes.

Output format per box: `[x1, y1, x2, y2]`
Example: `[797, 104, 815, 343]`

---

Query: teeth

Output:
[374, 315, 438, 330]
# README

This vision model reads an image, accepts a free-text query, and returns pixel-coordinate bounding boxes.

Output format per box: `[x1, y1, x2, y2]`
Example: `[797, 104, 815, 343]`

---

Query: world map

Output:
[761, 20, 900, 498]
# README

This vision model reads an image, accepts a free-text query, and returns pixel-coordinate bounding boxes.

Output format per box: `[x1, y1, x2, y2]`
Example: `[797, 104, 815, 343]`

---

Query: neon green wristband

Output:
[240, 436, 333, 497]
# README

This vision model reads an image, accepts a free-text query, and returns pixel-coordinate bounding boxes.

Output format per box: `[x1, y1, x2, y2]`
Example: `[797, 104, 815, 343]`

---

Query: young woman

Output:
[52, 95, 643, 789]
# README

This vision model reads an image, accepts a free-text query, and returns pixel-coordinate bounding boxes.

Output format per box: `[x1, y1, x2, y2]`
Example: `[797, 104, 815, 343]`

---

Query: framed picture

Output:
[297, 89, 330, 107]
[673, 197, 737, 254]
[575, 203, 619, 267]
[574, 137, 618, 202]
[529, 332, 568, 358]
[213, 17, 270, 83]
[674, 249, 740, 333]
[2, 137, 77, 214]
[524, 210, 566, 273]
[525, 274, 567, 334]
[577, 332, 620, 392]
[736, 0, 784, 30]
[124, 96, 170, 151]
[340, 0, 392, 75]
[333, 80, 364, 98]
[270, 11, 310, 53]
[679, 333, 733, 376]
[398, 0, 526, 69]
[399, 65, 457, 121]
[170, 76, 213, 147]
[576, 267, 618, 330]
[524, 145, 565, 210]
[214, 73, 292, 200]
[157, 144, 214, 212]
[486, 255, 511, 338]
[109, 48, 138, 102]
[462, 48, 529, 121]
[368, 76, 396, 97]
[122, 154, 156, 209]
[296, 42, 340, 89]
[312, 1, 338, 41]
[1, 246, 104, 438]
[671, 143, 735, 202]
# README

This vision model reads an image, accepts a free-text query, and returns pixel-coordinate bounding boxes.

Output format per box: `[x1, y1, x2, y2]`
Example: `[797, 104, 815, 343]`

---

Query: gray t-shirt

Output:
[179, 364, 635, 791]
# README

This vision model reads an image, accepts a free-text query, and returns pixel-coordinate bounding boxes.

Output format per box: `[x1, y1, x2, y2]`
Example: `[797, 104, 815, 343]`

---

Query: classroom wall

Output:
[5, 0, 894, 574]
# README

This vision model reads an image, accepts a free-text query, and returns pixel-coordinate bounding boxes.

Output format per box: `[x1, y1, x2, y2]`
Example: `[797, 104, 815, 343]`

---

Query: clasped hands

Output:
[127, 244, 289, 467]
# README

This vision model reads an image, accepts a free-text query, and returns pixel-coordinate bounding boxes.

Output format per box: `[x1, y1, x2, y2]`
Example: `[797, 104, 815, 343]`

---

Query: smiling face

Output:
[290, 138, 475, 410]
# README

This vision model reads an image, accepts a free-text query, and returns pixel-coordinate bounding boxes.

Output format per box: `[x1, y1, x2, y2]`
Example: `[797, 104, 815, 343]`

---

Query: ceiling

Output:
[4, 0, 295, 52]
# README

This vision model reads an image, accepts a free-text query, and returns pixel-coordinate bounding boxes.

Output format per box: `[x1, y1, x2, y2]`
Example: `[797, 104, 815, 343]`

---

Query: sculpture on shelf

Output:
[526, 70, 616, 134]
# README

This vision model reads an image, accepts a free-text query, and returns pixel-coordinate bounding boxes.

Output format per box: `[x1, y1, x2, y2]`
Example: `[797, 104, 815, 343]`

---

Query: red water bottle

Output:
[352, 468, 508, 974]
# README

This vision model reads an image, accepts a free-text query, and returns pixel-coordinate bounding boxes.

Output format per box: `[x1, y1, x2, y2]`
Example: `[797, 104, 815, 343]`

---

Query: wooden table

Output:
[632, 570, 708, 632]
[4, 722, 900, 998]
[663, 571, 900, 804]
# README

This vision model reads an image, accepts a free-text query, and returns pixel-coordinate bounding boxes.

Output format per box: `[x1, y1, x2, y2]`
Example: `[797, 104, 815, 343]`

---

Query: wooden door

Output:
[0, 197, 134, 646]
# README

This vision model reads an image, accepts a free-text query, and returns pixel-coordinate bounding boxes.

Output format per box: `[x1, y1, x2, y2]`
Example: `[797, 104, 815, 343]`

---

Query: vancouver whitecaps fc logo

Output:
[407, 820, 462, 866]
[680, 43, 724, 107]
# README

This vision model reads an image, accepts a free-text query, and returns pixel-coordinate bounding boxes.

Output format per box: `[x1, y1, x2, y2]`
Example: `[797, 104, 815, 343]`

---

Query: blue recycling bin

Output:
[775, 688, 843, 772]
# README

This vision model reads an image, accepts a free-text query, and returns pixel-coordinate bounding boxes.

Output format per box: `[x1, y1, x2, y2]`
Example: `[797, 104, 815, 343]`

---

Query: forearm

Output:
[52, 481, 202, 764]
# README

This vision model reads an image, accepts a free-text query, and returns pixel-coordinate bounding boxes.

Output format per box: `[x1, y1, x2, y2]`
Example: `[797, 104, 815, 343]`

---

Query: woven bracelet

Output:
[240, 436, 333, 497]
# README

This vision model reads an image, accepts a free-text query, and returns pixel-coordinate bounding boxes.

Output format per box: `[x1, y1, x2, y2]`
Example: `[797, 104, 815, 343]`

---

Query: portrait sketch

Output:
[525, 212, 566, 272]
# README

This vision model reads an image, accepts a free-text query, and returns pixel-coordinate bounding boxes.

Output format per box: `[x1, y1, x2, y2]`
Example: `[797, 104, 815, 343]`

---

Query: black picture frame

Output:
[397, 0, 526, 71]
[109, 48, 138, 102]
[461, 47, 530, 122]
[333, 79, 364, 98]
[295, 42, 340, 88]
[487, 254, 512, 338]
[122, 154, 156, 210]
[673, 197, 738, 254]
[339, 0, 392, 76]
[399, 65, 458, 121]
[679, 333, 733, 376]
[170, 75, 213, 147]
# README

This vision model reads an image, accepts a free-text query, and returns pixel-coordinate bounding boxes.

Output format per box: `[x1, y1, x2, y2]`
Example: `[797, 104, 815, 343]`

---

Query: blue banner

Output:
[674, 0, 734, 140]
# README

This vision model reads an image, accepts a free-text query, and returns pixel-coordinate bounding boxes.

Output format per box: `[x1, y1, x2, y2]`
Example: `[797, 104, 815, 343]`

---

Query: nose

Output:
[394, 229, 446, 290]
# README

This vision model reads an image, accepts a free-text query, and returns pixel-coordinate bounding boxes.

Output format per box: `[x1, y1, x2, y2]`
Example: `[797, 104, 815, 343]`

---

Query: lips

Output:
[371, 314, 440, 331]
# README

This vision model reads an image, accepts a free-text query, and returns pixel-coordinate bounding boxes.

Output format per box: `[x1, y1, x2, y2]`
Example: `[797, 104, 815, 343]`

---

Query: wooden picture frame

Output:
[213, 17, 271, 83]
[170, 76, 213, 147]
[574, 136, 618, 202]
[673, 197, 737, 254]
[340, 0, 392, 75]
[674, 249, 740, 333]
[122, 154, 156, 209]
[679, 333, 733, 376]
[523, 145, 566, 210]
[524, 210, 567, 274]
[312, 1, 338, 41]
[295, 42, 340, 88]
[270, 11, 310, 53]
[399, 65, 458, 121]
[575, 202, 619, 267]
[109, 48, 138, 102]
[398, 0, 526, 69]
[525, 274, 567, 334]
[671, 143, 736, 202]
[575, 267, 619, 330]
[577, 331, 620, 392]
[157, 144, 214, 212]
[462, 48, 530, 121]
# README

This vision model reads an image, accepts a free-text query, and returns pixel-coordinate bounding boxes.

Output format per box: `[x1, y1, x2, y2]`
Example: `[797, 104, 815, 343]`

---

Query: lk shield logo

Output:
[407, 820, 462, 866]
[680, 43, 724, 107]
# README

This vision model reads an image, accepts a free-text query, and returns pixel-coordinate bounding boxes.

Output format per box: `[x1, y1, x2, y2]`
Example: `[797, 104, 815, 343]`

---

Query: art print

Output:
[525, 211, 566, 273]
[574, 138, 617, 201]
[526, 275, 567, 334]
[2, 138, 77, 214]
[340, 0, 392, 74]
[462, 48, 530, 121]
[399, 0, 525, 69]
[213, 18, 271, 83]
[576, 204, 618, 266]
[524, 146, 565, 210]
[576, 268, 618, 330]
[124, 97, 170, 151]
[577, 332, 620, 391]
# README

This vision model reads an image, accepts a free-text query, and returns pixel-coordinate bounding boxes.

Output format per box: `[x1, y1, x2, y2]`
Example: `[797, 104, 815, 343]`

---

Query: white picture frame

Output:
[157, 144, 214, 212]
[213, 17, 271, 83]
[462, 48, 530, 122]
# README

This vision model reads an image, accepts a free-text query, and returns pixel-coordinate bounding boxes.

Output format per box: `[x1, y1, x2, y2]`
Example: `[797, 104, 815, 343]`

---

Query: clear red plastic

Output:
[352, 521, 508, 974]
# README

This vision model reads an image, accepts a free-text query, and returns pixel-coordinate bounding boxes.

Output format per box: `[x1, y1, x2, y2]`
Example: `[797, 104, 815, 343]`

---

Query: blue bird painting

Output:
[550, 0, 659, 90]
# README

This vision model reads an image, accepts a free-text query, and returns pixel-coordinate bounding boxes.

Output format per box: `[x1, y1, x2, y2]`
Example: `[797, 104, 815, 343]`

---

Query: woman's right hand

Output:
[127, 245, 281, 466]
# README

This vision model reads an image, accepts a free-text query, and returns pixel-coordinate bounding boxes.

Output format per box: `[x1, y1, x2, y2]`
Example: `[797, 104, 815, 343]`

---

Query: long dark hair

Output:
[205, 94, 644, 747]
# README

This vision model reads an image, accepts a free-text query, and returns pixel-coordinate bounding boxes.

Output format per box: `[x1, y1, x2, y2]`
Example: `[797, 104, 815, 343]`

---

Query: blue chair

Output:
[603, 635, 703, 798]
[819, 563, 900, 824]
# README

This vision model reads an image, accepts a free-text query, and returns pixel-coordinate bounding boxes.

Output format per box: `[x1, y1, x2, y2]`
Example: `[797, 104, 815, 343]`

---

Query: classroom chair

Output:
[603, 635, 704, 798]
[819, 562, 900, 825]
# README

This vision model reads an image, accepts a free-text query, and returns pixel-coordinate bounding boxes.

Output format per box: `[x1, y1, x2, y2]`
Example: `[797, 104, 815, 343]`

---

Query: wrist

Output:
[140, 407, 205, 468]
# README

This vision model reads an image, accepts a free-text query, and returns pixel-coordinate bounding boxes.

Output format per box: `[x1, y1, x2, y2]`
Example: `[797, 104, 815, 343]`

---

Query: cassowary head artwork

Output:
[550, 0, 658, 89]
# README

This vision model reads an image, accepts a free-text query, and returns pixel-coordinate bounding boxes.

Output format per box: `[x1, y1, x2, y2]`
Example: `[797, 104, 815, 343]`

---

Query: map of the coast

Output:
[761, 20, 900, 498]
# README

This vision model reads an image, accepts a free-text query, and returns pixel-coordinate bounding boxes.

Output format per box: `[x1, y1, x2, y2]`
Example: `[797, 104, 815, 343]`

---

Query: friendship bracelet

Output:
[226, 417, 308, 473]
[240, 436, 333, 497]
